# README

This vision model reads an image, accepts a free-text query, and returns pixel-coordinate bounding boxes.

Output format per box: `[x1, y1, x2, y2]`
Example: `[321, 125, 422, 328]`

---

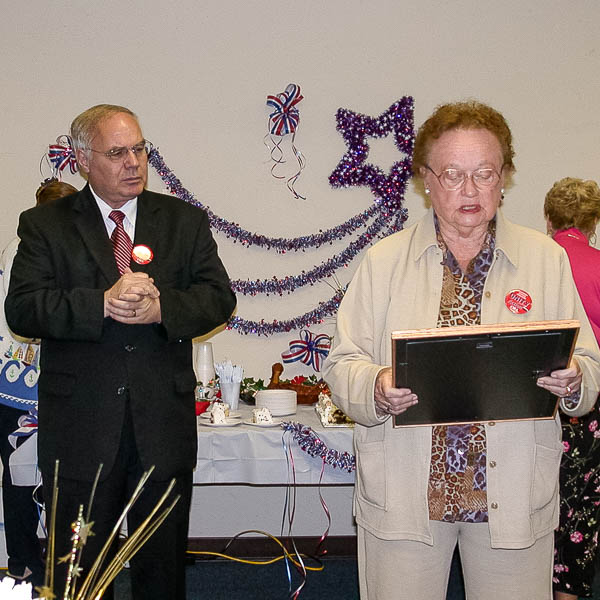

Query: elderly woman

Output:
[322, 101, 600, 600]
[544, 177, 600, 600]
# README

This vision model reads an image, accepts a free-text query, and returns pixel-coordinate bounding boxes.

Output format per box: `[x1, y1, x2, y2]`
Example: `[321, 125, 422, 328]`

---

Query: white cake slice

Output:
[210, 403, 228, 424]
[252, 407, 273, 424]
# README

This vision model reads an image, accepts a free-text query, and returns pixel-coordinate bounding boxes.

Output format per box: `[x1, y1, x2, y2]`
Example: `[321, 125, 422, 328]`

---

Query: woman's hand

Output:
[374, 367, 418, 417]
[536, 359, 582, 398]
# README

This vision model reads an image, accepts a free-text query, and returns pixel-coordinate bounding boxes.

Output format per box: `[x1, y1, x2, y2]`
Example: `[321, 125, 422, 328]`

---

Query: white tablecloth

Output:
[195, 404, 355, 485]
[0, 404, 358, 549]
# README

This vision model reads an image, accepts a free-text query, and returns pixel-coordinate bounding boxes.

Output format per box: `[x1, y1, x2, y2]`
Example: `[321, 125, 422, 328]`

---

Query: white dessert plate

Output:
[198, 419, 242, 427]
[200, 411, 242, 419]
[242, 419, 283, 428]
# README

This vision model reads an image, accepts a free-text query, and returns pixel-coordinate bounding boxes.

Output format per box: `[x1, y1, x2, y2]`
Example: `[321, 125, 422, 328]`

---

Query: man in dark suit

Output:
[5, 104, 236, 599]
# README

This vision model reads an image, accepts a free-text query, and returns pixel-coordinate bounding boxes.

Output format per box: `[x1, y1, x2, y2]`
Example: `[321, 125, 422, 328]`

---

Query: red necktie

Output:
[109, 210, 133, 275]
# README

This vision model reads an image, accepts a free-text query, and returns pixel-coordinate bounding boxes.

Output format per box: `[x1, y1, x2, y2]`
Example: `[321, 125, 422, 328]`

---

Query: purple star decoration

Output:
[329, 96, 414, 230]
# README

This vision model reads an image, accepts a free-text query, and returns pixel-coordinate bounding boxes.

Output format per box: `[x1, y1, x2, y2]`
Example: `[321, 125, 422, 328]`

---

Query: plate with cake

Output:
[198, 402, 242, 427]
[243, 407, 282, 428]
[200, 402, 242, 420]
[198, 419, 242, 428]
[200, 410, 242, 419]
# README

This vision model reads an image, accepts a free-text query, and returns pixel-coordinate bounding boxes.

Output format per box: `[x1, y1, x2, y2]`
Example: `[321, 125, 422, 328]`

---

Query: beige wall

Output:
[1, 0, 598, 379]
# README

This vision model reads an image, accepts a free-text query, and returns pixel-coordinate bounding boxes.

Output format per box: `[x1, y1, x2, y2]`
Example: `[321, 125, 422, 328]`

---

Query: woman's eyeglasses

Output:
[425, 165, 503, 191]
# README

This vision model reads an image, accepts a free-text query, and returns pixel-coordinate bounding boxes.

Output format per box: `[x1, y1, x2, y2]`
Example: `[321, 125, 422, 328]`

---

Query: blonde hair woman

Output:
[545, 177, 600, 600]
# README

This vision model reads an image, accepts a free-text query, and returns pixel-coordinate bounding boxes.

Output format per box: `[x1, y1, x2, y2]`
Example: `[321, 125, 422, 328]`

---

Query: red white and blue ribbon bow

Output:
[48, 135, 78, 176]
[281, 329, 331, 372]
[267, 83, 303, 136]
[265, 83, 306, 199]
[9, 409, 38, 450]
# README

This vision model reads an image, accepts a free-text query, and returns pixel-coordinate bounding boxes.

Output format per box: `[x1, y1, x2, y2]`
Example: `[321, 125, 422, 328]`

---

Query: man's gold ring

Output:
[566, 385, 572, 395]
[133, 309, 136, 317]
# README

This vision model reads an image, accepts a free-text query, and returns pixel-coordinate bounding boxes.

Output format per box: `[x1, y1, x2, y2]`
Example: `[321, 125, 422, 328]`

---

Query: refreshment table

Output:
[189, 404, 356, 538]
[0, 404, 357, 565]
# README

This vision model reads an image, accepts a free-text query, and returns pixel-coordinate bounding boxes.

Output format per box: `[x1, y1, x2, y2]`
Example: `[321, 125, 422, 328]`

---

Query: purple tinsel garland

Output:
[282, 421, 356, 473]
[148, 150, 406, 299]
[227, 288, 345, 336]
[149, 150, 380, 252]
[146, 96, 414, 335]
[230, 215, 395, 295]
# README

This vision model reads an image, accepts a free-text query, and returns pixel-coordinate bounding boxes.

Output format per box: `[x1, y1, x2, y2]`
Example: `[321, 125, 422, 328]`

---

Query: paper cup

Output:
[220, 381, 241, 411]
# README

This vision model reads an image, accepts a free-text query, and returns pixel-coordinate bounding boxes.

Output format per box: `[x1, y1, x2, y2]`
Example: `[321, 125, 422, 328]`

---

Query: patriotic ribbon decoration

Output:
[267, 83, 303, 136]
[265, 83, 306, 199]
[48, 135, 78, 176]
[281, 329, 331, 372]
[8, 409, 38, 450]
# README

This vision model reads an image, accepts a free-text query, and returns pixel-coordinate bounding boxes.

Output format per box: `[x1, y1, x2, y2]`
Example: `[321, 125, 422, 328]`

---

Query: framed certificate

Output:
[392, 320, 579, 427]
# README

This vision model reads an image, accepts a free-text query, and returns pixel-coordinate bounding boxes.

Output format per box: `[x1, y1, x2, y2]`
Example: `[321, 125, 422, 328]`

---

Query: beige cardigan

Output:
[322, 209, 600, 549]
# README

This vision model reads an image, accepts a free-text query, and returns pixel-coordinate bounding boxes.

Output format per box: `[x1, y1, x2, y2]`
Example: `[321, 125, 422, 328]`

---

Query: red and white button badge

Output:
[504, 289, 532, 314]
[131, 244, 154, 265]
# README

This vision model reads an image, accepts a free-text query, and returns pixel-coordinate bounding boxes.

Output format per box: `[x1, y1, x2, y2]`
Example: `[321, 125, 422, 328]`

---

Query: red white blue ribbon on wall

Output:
[267, 83, 303, 136]
[265, 83, 306, 199]
[281, 330, 331, 372]
[48, 135, 78, 176]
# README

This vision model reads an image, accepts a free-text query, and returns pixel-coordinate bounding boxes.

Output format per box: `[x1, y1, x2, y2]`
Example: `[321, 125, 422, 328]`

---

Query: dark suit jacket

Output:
[5, 185, 236, 482]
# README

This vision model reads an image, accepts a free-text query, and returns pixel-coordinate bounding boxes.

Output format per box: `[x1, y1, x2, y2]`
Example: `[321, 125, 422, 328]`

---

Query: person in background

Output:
[544, 177, 600, 600]
[323, 101, 600, 600]
[0, 178, 77, 588]
[5, 104, 236, 599]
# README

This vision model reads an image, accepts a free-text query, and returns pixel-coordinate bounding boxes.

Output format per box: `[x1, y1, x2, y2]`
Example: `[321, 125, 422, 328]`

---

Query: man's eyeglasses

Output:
[90, 140, 153, 162]
[425, 165, 503, 191]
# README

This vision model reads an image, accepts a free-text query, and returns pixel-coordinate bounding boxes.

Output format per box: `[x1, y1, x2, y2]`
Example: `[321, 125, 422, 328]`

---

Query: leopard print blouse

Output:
[427, 217, 496, 523]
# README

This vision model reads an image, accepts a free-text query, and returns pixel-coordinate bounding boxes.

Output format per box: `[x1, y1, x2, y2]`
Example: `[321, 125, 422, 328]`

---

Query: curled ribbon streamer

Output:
[281, 433, 307, 598]
[9, 409, 38, 450]
[265, 83, 306, 199]
[262, 134, 286, 180]
[48, 135, 78, 176]
[286, 132, 306, 199]
[264, 132, 306, 198]
[315, 460, 331, 559]
[281, 330, 331, 372]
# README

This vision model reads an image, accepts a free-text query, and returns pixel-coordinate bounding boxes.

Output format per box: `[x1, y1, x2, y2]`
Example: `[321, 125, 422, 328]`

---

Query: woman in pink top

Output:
[545, 177, 600, 600]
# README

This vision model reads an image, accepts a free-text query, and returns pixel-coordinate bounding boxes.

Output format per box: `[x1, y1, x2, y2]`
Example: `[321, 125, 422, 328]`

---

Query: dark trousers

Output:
[42, 404, 192, 600]
[0, 403, 44, 586]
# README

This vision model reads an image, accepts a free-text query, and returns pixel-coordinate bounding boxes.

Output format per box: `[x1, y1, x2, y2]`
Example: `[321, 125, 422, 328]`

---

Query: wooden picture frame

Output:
[392, 320, 579, 427]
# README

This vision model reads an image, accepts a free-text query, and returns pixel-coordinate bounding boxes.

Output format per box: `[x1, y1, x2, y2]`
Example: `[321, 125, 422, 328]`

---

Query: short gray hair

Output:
[70, 104, 138, 155]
